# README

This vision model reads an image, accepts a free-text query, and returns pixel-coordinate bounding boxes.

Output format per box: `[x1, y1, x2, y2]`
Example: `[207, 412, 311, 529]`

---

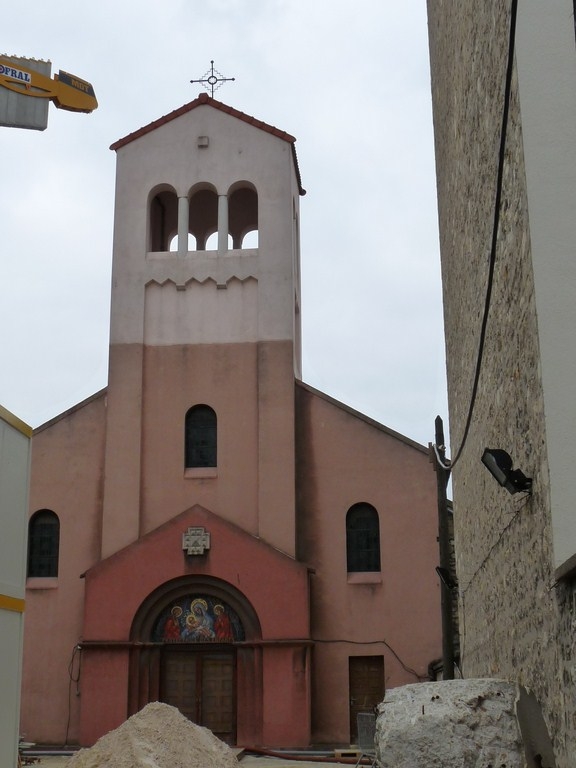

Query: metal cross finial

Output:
[190, 60, 235, 98]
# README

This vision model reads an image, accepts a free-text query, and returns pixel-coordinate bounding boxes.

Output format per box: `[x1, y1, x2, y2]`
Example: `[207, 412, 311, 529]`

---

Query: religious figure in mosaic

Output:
[182, 598, 215, 641]
[162, 605, 184, 641]
[152, 595, 245, 643]
[214, 603, 234, 642]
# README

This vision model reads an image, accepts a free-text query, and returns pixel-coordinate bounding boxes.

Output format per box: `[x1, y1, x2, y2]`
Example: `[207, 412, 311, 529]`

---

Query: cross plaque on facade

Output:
[190, 60, 235, 98]
[182, 526, 211, 555]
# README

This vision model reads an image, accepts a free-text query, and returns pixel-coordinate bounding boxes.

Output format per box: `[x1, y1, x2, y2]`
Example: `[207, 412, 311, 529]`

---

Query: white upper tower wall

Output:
[109, 95, 304, 356]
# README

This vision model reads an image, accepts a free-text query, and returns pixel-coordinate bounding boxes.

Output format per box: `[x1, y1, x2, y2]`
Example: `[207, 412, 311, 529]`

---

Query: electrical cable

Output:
[437, 0, 519, 472]
[461, 493, 530, 595]
[457, 491, 530, 673]
[312, 638, 427, 681]
[64, 644, 82, 747]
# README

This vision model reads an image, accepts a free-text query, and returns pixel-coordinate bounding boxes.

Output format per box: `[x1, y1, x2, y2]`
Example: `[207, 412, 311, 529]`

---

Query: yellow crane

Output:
[0, 57, 97, 113]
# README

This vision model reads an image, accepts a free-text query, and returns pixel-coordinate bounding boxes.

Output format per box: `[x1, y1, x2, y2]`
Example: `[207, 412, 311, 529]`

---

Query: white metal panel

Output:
[0, 408, 31, 768]
[515, 0, 576, 574]
[0, 55, 50, 130]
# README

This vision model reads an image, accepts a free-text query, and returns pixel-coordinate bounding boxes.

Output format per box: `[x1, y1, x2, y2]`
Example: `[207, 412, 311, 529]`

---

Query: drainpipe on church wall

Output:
[431, 415, 455, 680]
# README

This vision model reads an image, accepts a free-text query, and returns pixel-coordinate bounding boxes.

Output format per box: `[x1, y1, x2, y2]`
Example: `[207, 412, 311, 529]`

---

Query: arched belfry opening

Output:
[128, 576, 262, 744]
[149, 186, 178, 252]
[228, 183, 258, 249]
[189, 186, 218, 251]
[148, 182, 258, 254]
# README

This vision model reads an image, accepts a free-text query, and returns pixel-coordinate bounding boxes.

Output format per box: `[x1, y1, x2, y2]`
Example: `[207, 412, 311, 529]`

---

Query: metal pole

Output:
[431, 415, 455, 679]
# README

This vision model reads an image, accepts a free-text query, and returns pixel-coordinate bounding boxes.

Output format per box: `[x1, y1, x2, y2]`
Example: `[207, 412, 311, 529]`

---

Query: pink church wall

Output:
[82, 506, 309, 640]
[21, 376, 442, 750]
[296, 383, 442, 744]
[22, 392, 106, 745]
[140, 342, 260, 539]
[80, 650, 130, 746]
[79, 505, 311, 746]
[261, 646, 311, 745]
[104, 339, 297, 559]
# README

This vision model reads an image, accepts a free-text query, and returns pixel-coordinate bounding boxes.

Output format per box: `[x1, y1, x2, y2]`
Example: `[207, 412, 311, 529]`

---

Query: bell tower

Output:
[100, 94, 304, 559]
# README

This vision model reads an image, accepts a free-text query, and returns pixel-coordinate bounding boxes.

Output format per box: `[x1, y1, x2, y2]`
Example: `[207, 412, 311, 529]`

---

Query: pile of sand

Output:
[67, 702, 239, 768]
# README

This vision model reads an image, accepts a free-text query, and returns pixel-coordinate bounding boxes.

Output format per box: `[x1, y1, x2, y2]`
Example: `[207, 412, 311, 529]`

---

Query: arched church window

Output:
[228, 185, 258, 249]
[185, 405, 217, 468]
[168, 233, 197, 252]
[149, 188, 178, 252]
[189, 188, 218, 251]
[205, 232, 233, 251]
[241, 229, 259, 248]
[27, 509, 60, 577]
[346, 503, 381, 573]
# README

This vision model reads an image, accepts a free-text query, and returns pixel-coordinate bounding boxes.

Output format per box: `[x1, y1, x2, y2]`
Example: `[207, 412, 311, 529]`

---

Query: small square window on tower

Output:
[197, 136, 209, 148]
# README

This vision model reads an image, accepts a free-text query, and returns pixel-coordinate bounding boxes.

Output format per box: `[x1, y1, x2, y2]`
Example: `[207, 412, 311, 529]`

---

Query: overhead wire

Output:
[312, 638, 427, 681]
[436, 0, 519, 472]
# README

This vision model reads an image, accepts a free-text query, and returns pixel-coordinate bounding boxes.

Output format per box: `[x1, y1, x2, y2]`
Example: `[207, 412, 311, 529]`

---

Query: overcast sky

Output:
[1, 0, 448, 447]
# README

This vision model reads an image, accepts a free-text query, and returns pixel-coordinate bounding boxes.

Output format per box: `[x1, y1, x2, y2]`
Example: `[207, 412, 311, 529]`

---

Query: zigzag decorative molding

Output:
[145, 275, 258, 290]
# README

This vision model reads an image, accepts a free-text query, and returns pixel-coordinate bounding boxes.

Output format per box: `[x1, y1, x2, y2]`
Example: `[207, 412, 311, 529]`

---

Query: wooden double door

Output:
[161, 649, 236, 743]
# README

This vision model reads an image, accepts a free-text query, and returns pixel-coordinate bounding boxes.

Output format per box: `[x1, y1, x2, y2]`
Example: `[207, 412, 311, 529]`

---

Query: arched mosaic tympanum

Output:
[151, 595, 245, 643]
[128, 576, 263, 743]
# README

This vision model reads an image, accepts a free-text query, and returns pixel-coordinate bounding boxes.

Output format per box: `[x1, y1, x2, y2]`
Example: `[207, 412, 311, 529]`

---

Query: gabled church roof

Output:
[110, 92, 305, 195]
[296, 380, 429, 454]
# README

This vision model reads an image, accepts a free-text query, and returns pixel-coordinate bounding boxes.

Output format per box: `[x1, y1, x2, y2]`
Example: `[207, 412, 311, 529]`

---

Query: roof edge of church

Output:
[295, 380, 428, 454]
[109, 93, 306, 195]
[33, 388, 108, 435]
[82, 502, 309, 579]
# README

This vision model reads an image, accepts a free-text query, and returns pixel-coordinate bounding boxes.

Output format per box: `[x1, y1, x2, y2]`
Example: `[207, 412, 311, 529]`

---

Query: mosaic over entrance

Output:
[152, 595, 245, 643]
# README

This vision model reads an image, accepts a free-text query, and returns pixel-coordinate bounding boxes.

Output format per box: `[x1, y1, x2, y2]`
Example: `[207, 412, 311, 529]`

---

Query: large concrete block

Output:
[375, 680, 524, 767]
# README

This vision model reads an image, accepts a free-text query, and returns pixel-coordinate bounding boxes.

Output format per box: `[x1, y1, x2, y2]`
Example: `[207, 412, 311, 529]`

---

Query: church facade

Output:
[21, 94, 441, 748]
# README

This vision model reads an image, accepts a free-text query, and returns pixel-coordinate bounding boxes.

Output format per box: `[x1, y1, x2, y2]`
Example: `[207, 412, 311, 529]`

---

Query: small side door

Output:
[348, 655, 384, 743]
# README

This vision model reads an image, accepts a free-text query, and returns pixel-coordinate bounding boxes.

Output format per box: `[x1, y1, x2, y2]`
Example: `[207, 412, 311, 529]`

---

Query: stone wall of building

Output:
[427, 2, 576, 765]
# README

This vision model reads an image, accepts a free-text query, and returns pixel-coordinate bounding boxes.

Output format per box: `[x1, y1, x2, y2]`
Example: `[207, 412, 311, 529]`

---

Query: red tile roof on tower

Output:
[110, 92, 305, 195]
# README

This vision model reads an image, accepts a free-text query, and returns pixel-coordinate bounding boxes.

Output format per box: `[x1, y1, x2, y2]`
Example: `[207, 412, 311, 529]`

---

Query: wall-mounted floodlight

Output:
[435, 566, 458, 591]
[481, 448, 532, 495]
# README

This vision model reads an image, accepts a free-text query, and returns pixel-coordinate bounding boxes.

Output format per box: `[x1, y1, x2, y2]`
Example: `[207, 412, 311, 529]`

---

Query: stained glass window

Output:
[346, 503, 381, 572]
[28, 509, 60, 577]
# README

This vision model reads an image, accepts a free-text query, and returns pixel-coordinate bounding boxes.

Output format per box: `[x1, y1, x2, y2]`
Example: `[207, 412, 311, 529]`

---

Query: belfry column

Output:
[177, 196, 189, 256]
[218, 194, 228, 253]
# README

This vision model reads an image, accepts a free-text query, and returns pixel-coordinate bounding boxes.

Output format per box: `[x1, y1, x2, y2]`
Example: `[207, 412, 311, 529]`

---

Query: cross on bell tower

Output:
[190, 60, 235, 97]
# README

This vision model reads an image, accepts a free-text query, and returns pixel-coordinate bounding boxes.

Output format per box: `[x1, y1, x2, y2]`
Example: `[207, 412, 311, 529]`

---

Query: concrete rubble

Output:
[375, 679, 525, 768]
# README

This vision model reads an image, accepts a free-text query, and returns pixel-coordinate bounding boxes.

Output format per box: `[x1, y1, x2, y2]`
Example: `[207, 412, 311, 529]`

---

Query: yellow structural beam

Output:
[0, 58, 97, 113]
[0, 593, 25, 613]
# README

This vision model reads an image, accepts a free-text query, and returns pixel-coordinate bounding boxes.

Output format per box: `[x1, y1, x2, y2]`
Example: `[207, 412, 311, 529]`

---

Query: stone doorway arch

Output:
[128, 575, 263, 744]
